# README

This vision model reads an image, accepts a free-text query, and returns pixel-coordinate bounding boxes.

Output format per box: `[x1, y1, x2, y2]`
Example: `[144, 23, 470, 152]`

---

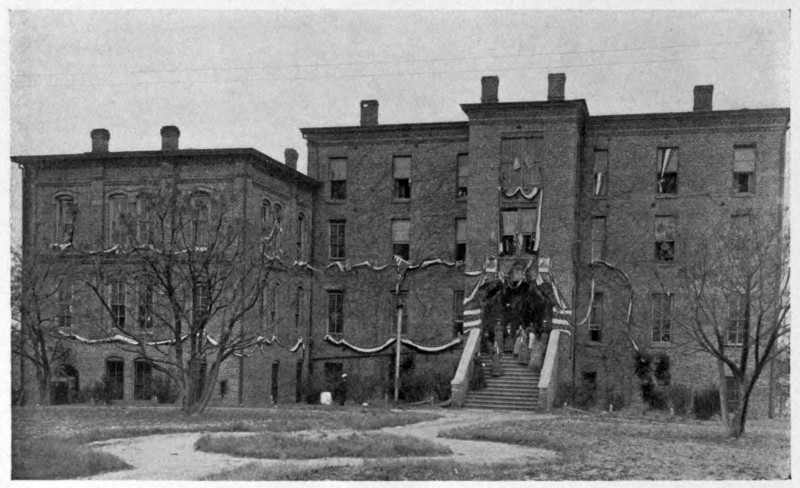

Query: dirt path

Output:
[86, 409, 557, 480]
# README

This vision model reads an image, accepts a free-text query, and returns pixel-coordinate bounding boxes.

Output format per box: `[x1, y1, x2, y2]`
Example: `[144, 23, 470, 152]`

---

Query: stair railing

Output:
[449, 327, 482, 407]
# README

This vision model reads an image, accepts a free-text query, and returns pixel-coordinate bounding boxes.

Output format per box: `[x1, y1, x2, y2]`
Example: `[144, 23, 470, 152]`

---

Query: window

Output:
[297, 213, 306, 261]
[500, 209, 537, 256]
[330, 158, 347, 200]
[589, 292, 603, 342]
[136, 196, 153, 244]
[501, 137, 542, 190]
[110, 278, 126, 328]
[591, 217, 606, 262]
[727, 294, 748, 346]
[273, 204, 283, 232]
[109, 195, 129, 246]
[327, 290, 344, 335]
[191, 194, 210, 246]
[324, 362, 343, 385]
[329, 220, 346, 260]
[194, 284, 209, 322]
[656, 147, 678, 194]
[457, 153, 469, 197]
[654, 216, 676, 262]
[261, 200, 272, 234]
[57, 281, 72, 328]
[133, 359, 153, 400]
[455, 218, 467, 262]
[392, 219, 410, 260]
[393, 290, 409, 334]
[137, 279, 154, 329]
[105, 358, 124, 400]
[652, 293, 672, 343]
[593, 149, 608, 197]
[393, 156, 411, 199]
[263, 284, 279, 329]
[733, 146, 755, 194]
[55, 196, 77, 244]
[453, 290, 465, 337]
[725, 376, 740, 412]
[295, 286, 303, 332]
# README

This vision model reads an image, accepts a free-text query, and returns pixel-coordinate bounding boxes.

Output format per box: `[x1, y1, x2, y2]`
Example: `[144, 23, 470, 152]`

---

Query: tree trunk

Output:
[716, 359, 731, 430]
[36, 368, 52, 405]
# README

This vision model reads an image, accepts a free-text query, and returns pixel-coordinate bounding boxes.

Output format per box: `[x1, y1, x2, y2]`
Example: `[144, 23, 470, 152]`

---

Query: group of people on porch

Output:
[473, 319, 547, 388]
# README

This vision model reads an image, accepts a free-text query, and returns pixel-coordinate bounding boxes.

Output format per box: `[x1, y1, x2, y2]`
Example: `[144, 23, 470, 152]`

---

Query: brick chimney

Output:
[360, 100, 379, 126]
[481, 76, 499, 103]
[160, 126, 180, 151]
[548, 73, 566, 101]
[693, 85, 714, 112]
[284, 148, 298, 170]
[90, 128, 110, 153]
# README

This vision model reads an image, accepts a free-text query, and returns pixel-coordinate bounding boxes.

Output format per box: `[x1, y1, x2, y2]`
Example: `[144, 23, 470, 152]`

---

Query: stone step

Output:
[464, 399, 539, 410]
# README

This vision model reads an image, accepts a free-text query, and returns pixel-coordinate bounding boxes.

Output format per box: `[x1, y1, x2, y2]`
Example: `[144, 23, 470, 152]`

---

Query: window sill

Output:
[731, 193, 755, 198]
[592, 195, 608, 200]
[655, 193, 679, 199]
[393, 198, 411, 204]
[456, 196, 468, 202]
[651, 341, 672, 348]
[655, 261, 676, 267]
[326, 199, 347, 205]
[586, 341, 603, 347]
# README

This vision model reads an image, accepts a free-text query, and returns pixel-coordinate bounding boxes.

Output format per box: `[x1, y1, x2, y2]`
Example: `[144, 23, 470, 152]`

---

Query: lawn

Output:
[203, 411, 791, 481]
[439, 412, 791, 480]
[12, 404, 440, 480]
[196, 431, 452, 459]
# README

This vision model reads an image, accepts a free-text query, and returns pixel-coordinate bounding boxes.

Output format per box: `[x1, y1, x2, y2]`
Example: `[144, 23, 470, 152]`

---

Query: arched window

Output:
[55, 195, 77, 244]
[273, 203, 283, 230]
[108, 194, 131, 246]
[133, 359, 153, 400]
[105, 357, 124, 400]
[261, 199, 272, 235]
[190, 193, 210, 246]
[295, 285, 304, 332]
[136, 194, 154, 244]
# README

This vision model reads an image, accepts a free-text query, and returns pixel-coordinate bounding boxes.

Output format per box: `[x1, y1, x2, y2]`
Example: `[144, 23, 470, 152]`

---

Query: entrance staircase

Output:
[463, 354, 540, 411]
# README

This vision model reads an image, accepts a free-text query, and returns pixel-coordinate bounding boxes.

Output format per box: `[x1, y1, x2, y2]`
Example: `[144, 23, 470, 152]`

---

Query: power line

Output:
[14, 51, 781, 90]
[14, 38, 781, 78]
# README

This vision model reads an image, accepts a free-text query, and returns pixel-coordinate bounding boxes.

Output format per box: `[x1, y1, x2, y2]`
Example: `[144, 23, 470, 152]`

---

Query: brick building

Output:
[14, 73, 789, 414]
[14, 127, 318, 406]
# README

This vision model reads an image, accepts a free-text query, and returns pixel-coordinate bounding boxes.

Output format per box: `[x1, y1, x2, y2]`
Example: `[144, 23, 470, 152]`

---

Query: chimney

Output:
[481, 76, 499, 103]
[360, 100, 379, 127]
[160, 126, 180, 151]
[693, 85, 714, 112]
[90, 128, 110, 153]
[548, 73, 566, 101]
[284, 148, 298, 170]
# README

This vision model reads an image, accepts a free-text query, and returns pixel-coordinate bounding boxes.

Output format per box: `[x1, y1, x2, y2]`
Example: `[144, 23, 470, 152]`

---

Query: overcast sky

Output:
[7, 9, 791, 249]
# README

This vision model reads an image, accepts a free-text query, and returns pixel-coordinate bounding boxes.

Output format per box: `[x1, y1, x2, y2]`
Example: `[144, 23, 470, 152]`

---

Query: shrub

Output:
[666, 383, 692, 415]
[152, 375, 179, 404]
[633, 350, 671, 410]
[693, 385, 721, 420]
[601, 384, 627, 411]
[347, 371, 385, 404]
[400, 363, 452, 403]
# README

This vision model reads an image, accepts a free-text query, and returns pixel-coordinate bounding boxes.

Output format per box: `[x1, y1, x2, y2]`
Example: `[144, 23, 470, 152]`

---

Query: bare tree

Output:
[80, 171, 280, 415]
[11, 247, 74, 405]
[662, 209, 789, 437]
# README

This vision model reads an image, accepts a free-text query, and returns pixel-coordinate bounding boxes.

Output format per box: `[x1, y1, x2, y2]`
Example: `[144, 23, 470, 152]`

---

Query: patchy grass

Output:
[196, 431, 452, 459]
[12, 438, 131, 480]
[12, 405, 440, 480]
[439, 414, 790, 480]
[203, 459, 537, 481]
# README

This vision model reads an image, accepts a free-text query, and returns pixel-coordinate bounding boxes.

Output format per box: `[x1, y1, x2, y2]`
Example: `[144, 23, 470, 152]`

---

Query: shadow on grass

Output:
[195, 432, 453, 459]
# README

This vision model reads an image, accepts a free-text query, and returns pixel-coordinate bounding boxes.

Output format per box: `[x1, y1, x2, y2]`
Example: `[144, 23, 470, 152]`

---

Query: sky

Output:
[6, 8, 792, 251]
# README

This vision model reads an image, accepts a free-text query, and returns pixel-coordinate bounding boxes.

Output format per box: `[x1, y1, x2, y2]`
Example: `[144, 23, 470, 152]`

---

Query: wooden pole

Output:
[394, 304, 403, 402]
